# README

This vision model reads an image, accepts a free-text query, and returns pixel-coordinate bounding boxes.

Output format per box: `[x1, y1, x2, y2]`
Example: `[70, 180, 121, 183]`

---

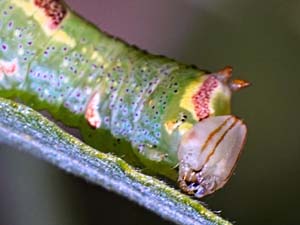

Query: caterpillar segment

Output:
[0, 0, 250, 198]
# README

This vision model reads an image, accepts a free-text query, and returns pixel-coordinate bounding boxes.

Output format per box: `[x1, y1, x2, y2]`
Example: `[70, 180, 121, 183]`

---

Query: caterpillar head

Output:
[177, 67, 249, 198]
[178, 115, 247, 198]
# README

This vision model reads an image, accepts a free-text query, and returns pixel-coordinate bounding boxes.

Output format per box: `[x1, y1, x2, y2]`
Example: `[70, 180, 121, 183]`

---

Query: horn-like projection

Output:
[0, 0, 250, 199]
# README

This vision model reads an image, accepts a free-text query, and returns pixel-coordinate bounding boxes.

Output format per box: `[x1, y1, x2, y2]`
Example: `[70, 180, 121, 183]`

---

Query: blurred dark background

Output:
[1, 0, 300, 224]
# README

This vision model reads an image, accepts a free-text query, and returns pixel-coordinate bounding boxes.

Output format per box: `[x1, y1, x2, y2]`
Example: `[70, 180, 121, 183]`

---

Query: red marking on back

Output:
[192, 76, 218, 120]
[34, 0, 67, 29]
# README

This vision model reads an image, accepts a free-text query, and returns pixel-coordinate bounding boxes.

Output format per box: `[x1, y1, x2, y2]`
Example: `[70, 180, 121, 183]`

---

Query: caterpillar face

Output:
[178, 115, 247, 198]
[174, 68, 249, 198]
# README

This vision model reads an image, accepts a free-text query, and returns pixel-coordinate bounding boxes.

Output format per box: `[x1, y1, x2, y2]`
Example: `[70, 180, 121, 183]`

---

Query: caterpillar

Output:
[0, 0, 250, 198]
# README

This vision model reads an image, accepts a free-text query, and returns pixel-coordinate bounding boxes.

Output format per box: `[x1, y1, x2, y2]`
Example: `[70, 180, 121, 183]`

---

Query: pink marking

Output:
[192, 76, 218, 120]
[0, 59, 18, 78]
[34, 0, 67, 29]
[48, 21, 59, 30]
[85, 92, 101, 129]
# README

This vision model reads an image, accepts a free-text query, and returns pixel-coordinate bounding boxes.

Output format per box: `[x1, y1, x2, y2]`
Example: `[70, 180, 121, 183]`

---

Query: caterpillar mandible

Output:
[0, 0, 250, 198]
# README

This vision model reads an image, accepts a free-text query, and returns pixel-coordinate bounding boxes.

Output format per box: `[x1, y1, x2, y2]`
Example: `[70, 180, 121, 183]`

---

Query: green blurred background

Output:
[1, 0, 300, 224]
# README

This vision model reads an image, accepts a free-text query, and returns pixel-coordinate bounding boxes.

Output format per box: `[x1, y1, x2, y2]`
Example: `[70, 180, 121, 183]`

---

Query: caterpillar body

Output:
[0, 0, 250, 198]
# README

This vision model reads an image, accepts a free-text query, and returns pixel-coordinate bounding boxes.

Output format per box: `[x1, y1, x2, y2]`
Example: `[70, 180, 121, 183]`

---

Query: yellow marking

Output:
[97, 57, 104, 64]
[11, 0, 37, 16]
[164, 121, 176, 135]
[116, 62, 122, 67]
[90, 51, 105, 64]
[164, 117, 193, 135]
[179, 76, 206, 120]
[82, 47, 87, 54]
[12, 0, 75, 47]
[91, 52, 98, 60]
[178, 123, 193, 136]
[208, 85, 231, 115]
[52, 27, 76, 48]
[164, 120, 193, 136]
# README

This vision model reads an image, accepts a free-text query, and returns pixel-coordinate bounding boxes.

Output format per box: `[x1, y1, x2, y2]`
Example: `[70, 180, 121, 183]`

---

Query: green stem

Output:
[0, 97, 231, 225]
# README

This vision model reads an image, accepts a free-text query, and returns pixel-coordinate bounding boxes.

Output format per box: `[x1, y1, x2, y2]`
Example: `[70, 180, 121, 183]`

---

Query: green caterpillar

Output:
[0, 0, 250, 198]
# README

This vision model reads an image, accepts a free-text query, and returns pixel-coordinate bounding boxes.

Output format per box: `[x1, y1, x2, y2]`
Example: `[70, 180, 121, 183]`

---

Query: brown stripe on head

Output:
[178, 115, 247, 198]
[200, 116, 232, 152]
[203, 117, 239, 165]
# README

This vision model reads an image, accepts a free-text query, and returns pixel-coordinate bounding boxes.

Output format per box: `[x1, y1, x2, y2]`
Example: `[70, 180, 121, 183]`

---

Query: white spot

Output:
[44, 89, 49, 95]
[85, 88, 92, 95]
[18, 48, 24, 55]
[85, 92, 101, 128]
[14, 29, 21, 37]
[63, 60, 69, 67]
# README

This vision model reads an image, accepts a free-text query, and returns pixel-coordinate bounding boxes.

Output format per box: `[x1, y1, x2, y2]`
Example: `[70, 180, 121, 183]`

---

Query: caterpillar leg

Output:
[177, 115, 247, 198]
[139, 145, 167, 162]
